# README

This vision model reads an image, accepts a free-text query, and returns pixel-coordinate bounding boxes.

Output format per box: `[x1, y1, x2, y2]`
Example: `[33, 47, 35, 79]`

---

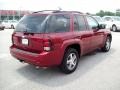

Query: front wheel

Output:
[60, 48, 79, 74]
[112, 25, 117, 32]
[11, 25, 14, 29]
[101, 37, 111, 52]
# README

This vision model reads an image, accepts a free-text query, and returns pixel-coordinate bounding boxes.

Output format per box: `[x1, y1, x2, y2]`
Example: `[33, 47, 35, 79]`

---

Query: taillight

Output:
[43, 39, 52, 51]
[12, 34, 14, 44]
[12, 33, 16, 44]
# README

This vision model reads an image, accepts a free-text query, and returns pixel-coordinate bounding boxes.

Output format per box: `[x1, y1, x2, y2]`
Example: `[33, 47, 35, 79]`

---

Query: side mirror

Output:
[92, 26, 99, 29]
[99, 24, 106, 29]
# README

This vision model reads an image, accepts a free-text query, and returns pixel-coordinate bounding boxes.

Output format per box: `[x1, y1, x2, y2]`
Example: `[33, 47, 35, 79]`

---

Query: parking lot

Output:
[0, 29, 120, 90]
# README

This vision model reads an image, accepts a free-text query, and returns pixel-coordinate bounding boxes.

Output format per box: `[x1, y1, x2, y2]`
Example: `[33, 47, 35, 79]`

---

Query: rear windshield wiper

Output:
[23, 29, 34, 35]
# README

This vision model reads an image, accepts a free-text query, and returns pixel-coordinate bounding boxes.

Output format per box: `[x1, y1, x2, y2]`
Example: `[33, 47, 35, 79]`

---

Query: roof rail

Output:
[33, 10, 83, 14]
[33, 10, 61, 13]
[62, 11, 83, 14]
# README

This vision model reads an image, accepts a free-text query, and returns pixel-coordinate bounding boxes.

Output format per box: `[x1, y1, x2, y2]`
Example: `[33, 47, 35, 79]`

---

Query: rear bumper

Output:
[0, 26, 5, 30]
[10, 46, 62, 67]
[3, 25, 11, 29]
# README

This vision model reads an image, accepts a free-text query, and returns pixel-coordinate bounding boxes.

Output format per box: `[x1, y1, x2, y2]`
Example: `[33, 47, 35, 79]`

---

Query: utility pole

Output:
[7, 10, 9, 20]
[0, 10, 1, 21]
[13, 10, 14, 20]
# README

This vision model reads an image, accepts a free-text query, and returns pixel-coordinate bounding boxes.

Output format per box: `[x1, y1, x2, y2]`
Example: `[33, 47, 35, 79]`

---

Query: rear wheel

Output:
[11, 25, 14, 29]
[112, 25, 117, 32]
[101, 36, 111, 52]
[60, 48, 79, 74]
[1, 27, 4, 30]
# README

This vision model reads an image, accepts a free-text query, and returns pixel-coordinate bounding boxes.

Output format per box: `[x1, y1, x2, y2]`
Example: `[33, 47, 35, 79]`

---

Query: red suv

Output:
[10, 10, 112, 74]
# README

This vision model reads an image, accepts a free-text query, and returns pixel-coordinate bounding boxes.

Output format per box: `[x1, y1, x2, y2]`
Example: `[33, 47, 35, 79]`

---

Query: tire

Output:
[2, 27, 5, 30]
[101, 36, 111, 52]
[60, 48, 79, 74]
[112, 25, 117, 32]
[0, 27, 4, 30]
[11, 25, 14, 29]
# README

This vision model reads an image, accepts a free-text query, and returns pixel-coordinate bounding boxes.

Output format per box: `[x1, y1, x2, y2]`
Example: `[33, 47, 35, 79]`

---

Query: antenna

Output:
[58, 7, 62, 11]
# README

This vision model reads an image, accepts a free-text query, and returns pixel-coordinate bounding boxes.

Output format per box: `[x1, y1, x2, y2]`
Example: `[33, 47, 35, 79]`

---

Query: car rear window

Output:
[15, 15, 48, 33]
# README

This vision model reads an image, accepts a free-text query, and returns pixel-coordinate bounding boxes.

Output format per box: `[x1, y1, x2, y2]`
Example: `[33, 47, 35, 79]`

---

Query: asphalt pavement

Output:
[0, 29, 120, 90]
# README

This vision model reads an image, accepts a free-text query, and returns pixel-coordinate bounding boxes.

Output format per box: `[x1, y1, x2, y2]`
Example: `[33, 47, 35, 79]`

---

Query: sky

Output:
[0, 0, 120, 14]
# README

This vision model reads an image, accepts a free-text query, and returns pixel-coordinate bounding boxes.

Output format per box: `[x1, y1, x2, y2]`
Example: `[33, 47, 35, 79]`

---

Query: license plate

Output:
[22, 38, 28, 45]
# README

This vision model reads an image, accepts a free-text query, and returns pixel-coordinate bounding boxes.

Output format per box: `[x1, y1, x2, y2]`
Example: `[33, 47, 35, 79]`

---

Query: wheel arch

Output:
[112, 24, 116, 26]
[107, 34, 112, 42]
[64, 43, 81, 58]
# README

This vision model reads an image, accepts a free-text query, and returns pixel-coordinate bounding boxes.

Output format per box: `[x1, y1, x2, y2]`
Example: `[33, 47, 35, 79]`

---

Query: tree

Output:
[96, 10, 115, 17]
[96, 10, 105, 17]
[104, 11, 115, 16]
[116, 9, 120, 16]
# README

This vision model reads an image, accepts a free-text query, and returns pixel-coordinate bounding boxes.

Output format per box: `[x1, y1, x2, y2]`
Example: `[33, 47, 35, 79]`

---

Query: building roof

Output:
[0, 10, 31, 15]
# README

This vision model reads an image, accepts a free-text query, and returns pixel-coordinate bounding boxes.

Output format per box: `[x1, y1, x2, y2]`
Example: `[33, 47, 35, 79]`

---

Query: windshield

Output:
[15, 15, 48, 33]
[3, 21, 8, 23]
[93, 16, 103, 22]
[9, 20, 17, 23]
[13, 21, 17, 23]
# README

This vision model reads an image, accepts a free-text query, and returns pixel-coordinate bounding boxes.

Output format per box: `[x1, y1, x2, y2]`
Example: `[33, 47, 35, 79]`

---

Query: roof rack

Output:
[60, 11, 83, 14]
[33, 10, 83, 14]
[33, 10, 61, 13]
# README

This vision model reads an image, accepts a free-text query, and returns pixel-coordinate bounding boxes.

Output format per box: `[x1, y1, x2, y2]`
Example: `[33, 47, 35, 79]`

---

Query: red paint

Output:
[10, 11, 112, 67]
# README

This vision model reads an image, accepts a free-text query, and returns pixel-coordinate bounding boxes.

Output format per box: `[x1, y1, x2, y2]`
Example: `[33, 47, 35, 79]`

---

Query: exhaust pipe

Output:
[35, 66, 47, 69]
[35, 66, 40, 69]
[19, 60, 25, 63]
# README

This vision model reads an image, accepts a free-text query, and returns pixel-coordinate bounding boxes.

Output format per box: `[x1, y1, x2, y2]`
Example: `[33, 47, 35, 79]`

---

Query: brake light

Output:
[43, 39, 52, 51]
[12, 34, 14, 44]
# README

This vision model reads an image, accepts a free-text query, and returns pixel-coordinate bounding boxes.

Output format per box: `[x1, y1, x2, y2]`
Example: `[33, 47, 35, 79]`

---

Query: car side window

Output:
[46, 14, 70, 33]
[73, 15, 79, 31]
[104, 17, 112, 21]
[86, 16, 99, 29]
[75, 15, 86, 31]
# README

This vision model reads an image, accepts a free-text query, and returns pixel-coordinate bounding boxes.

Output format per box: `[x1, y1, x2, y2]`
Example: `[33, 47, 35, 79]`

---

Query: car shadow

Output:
[16, 47, 115, 87]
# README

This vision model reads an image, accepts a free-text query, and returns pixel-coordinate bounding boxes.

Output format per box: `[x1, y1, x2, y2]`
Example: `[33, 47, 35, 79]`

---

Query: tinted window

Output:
[86, 16, 98, 29]
[46, 14, 70, 33]
[15, 15, 48, 33]
[73, 15, 79, 31]
[104, 17, 112, 21]
[76, 15, 86, 31]
[93, 16, 103, 22]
